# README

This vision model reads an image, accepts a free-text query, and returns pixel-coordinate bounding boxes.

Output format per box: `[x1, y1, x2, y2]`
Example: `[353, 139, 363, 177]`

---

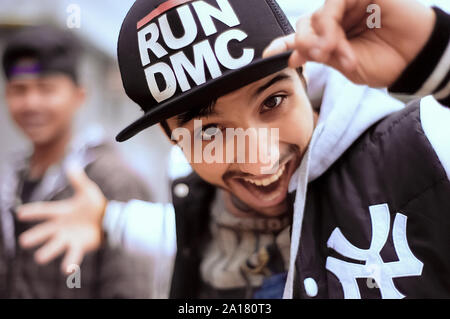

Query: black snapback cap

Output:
[2, 25, 81, 83]
[116, 0, 294, 142]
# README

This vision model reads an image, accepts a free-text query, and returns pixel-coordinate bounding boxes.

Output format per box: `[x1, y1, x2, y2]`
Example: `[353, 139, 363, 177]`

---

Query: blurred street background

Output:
[0, 0, 449, 202]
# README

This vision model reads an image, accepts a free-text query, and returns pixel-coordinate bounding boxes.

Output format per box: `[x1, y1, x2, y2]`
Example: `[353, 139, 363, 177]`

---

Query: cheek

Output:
[190, 162, 229, 187]
[8, 105, 21, 122]
[278, 95, 314, 149]
[47, 91, 78, 122]
[6, 96, 24, 117]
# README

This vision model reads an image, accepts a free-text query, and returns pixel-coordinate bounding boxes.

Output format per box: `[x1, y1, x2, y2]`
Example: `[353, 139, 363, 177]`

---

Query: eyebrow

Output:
[176, 99, 218, 127]
[175, 72, 291, 127]
[253, 73, 291, 99]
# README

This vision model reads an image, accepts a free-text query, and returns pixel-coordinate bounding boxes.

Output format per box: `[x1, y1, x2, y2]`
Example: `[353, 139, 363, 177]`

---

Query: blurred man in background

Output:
[0, 25, 154, 298]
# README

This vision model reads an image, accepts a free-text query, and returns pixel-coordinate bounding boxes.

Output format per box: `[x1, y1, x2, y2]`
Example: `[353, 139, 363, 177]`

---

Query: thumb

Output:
[65, 161, 93, 193]
[263, 34, 296, 59]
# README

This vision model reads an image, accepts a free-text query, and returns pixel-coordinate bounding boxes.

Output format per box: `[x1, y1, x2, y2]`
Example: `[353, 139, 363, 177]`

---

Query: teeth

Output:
[243, 165, 285, 187]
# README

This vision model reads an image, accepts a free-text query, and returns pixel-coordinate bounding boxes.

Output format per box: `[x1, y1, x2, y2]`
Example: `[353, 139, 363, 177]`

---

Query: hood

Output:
[308, 63, 405, 181]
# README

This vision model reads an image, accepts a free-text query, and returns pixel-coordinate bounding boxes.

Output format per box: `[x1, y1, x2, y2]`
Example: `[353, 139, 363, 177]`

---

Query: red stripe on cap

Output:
[137, 0, 194, 29]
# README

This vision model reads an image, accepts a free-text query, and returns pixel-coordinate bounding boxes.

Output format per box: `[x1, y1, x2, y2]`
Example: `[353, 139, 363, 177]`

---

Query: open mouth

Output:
[226, 155, 299, 209]
[20, 114, 50, 130]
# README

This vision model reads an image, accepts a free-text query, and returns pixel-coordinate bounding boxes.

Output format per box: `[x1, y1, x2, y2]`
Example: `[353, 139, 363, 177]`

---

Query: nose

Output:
[236, 126, 280, 176]
[22, 90, 43, 111]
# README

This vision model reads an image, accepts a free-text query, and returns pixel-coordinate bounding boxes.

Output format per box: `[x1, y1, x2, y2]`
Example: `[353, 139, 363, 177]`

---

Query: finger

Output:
[293, 15, 321, 60]
[308, 0, 356, 62]
[61, 245, 84, 275]
[19, 222, 57, 249]
[263, 34, 296, 58]
[17, 200, 70, 221]
[34, 236, 67, 265]
[288, 50, 307, 69]
[309, 14, 341, 63]
[307, 0, 371, 68]
[316, 0, 348, 25]
[334, 38, 357, 72]
[323, 38, 357, 72]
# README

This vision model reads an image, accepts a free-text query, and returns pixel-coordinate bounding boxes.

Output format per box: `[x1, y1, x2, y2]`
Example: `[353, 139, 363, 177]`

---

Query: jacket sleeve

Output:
[102, 200, 177, 298]
[389, 7, 450, 107]
[85, 145, 154, 203]
[81, 145, 161, 298]
[103, 200, 176, 258]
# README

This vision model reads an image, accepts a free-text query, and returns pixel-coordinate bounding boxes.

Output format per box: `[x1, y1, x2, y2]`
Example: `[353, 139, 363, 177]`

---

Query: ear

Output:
[72, 85, 86, 110]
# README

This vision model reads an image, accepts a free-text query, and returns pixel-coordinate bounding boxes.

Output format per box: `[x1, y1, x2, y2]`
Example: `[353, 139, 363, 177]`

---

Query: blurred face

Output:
[5, 74, 84, 146]
[166, 68, 316, 217]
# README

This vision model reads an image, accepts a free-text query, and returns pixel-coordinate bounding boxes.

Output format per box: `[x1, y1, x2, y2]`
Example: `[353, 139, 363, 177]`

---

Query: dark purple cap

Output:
[2, 25, 81, 83]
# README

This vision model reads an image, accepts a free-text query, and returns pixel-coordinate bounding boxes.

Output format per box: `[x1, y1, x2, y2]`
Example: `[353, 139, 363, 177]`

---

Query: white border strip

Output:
[415, 39, 450, 96]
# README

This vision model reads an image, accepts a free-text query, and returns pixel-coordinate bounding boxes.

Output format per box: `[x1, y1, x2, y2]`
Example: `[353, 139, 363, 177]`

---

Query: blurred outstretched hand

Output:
[17, 164, 107, 274]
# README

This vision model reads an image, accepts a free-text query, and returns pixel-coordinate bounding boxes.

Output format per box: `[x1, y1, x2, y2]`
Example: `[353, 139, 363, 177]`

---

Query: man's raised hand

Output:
[264, 0, 436, 87]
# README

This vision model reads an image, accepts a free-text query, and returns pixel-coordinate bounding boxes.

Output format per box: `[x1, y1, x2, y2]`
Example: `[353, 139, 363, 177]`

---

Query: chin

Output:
[249, 200, 289, 217]
[27, 132, 55, 146]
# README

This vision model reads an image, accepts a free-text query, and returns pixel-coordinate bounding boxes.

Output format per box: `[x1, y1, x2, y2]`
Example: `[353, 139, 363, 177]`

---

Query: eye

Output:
[261, 95, 286, 112]
[200, 124, 222, 140]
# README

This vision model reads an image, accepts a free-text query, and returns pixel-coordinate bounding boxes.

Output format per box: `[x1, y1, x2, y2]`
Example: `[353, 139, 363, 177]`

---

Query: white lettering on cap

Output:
[144, 62, 177, 102]
[137, 0, 255, 104]
[138, 23, 168, 67]
[215, 29, 254, 70]
[171, 39, 222, 92]
[193, 0, 240, 36]
[159, 5, 198, 50]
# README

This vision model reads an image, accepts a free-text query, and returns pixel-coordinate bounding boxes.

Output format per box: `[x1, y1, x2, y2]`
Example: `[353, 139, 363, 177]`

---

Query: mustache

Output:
[222, 144, 301, 182]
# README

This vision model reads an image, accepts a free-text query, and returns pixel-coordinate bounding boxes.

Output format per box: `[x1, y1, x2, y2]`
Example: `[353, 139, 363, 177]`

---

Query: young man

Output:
[0, 26, 154, 298]
[17, 0, 450, 298]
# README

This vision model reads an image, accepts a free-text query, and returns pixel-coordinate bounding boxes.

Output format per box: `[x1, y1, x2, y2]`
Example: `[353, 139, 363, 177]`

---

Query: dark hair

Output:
[161, 120, 172, 138]
[2, 25, 81, 84]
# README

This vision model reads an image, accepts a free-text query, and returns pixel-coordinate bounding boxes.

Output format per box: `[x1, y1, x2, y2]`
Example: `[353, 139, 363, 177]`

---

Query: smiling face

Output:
[5, 74, 85, 146]
[166, 68, 316, 217]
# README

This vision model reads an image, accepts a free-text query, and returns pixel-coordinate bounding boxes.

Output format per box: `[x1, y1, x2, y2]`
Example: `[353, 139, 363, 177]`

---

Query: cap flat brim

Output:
[116, 51, 292, 142]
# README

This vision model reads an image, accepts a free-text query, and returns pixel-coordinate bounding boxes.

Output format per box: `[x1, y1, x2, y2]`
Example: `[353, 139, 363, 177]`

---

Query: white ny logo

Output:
[326, 203, 423, 299]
